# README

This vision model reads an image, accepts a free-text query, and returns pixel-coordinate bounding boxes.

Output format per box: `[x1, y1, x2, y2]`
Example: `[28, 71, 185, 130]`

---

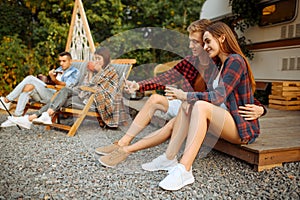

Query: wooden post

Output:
[65, 0, 95, 56]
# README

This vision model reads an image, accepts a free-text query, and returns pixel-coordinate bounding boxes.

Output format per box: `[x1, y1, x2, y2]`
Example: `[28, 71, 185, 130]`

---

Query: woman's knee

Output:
[149, 94, 165, 103]
[148, 94, 168, 110]
[192, 100, 212, 114]
[22, 84, 35, 92]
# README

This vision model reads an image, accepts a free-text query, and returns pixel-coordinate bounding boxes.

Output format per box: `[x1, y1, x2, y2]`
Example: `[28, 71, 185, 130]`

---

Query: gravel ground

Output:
[0, 111, 299, 200]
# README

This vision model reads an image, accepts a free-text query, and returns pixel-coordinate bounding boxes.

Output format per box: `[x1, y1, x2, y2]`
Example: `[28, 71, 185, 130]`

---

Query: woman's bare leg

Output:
[124, 118, 175, 153]
[180, 101, 241, 171]
[165, 102, 191, 160]
[118, 94, 169, 146]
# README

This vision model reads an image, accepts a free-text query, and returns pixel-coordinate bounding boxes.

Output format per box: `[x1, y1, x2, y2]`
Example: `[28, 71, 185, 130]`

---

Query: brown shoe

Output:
[95, 141, 120, 155]
[98, 148, 129, 168]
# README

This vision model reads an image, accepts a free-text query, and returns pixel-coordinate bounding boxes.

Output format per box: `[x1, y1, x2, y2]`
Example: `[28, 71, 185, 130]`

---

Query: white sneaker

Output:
[159, 163, 195, 191]
[0, 97, 11, 111]
[32, 112, 52, 125]
[8, 115, 32, 129]
[1, 119, 16, 128]
[141, 153, 178, 171]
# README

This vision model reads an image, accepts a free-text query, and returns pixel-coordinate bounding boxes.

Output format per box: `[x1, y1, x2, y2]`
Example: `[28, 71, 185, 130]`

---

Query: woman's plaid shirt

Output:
[187, 54, 260, 142]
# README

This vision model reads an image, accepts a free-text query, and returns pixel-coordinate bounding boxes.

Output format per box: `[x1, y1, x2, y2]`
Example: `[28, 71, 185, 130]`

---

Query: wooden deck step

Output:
[127, 98, 300, 171]
[214, 108, 300, 171]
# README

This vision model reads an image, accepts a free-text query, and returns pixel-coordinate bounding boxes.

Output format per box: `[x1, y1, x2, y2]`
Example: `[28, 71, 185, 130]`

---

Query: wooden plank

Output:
[256, 163, 282, 171]
[258, 149, 300, 166]
[61, 108, 100, 117]
[213, 139, 258, 165]
[269, 99, 300, 105]
[262, 107, 300, 117]
[282, 82, 300, 87]
[271, 91, 300, 97]
[247, 136, 300, 149]
[269, 95, 299, 101]
[272, 81, 300, 87]
[269, 104, 300, 110]
[48, 123, 71, 131]
[67, 94, 96, 137]
[212, 138, 300, 172]
[272, 86, 300, 91]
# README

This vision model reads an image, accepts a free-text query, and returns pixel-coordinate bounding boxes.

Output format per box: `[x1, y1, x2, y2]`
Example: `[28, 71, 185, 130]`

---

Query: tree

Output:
[0, 0, 204, 94]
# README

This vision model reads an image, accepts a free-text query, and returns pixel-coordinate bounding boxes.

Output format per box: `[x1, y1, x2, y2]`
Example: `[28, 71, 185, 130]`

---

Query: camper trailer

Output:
[200, 0, 300, 82]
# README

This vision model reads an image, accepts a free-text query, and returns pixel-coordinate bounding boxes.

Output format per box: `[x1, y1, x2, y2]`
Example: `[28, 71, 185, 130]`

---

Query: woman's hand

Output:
[238, 104, 264, 120]
[124, 80, 139, 94]
[165, 86, 187, 101]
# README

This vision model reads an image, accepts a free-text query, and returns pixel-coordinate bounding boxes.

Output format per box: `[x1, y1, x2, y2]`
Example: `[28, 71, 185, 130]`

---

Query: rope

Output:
[70, 9, 92, 61]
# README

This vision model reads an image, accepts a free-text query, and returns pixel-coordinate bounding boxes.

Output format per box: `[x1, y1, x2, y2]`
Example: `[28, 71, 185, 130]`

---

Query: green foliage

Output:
[0, 3, 31, 42]
[0, 36, 28, 96]
[224, 0, 261, 59]
[0, 0, 203, 94]
[229, 0, 261, 32]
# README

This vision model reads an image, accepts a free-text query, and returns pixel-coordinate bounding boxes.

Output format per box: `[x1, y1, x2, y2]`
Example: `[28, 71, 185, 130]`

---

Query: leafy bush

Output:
[0, 0, 203, 95]
[0, 35, 29, 96]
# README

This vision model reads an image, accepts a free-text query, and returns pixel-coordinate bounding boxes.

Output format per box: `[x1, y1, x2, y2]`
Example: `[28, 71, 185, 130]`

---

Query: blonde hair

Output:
[187, 19, 212, 34]
[204, 22, 256, 92]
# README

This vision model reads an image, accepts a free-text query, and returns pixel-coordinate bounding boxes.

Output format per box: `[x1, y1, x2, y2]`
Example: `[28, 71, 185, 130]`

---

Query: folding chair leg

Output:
[67, 94, 95, 136]
[0, 99, 21, 130]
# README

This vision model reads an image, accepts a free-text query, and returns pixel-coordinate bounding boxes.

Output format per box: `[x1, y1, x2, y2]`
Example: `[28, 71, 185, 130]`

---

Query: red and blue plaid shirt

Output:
[138, 56, 210, 92]
[187, 54, 260, 142]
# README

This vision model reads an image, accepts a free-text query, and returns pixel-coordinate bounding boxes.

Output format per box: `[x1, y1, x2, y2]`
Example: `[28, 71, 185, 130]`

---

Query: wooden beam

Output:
[65, 0, 79, 52]
[65, 0, 95, 53]
[77, 0, 95, 53]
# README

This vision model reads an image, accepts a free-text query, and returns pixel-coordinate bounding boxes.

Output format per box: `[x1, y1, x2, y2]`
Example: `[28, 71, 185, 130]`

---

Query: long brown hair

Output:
[204, 22, 256, 92]
[94, 47, 111, 68]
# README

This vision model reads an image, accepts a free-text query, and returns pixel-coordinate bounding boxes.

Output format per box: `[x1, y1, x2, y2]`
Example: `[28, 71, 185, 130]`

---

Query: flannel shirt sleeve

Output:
[137, 59, 191, 92]
[254, 98, 267, 116]
[187, 56, 246, 105]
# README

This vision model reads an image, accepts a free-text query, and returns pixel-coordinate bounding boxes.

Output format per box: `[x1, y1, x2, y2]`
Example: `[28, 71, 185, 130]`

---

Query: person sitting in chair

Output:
[0, 52, 80, 128]
[8, 47, 127, 129]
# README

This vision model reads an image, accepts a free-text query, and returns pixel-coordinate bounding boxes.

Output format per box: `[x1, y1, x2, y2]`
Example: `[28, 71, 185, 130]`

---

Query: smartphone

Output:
[123, 72, 128, 89]
[54, 69, 63, 74]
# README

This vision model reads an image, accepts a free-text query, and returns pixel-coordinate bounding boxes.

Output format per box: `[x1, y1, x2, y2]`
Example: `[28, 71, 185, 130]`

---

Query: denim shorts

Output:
[160, 99, 182, 120]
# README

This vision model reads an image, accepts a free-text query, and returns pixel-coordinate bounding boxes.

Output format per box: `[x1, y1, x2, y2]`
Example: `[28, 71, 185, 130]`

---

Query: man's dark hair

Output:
[59, 51, 72, 60]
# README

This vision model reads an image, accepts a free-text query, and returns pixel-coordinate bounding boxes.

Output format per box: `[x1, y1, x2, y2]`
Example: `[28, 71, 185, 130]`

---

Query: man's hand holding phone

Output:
[124, 80, 139, 94]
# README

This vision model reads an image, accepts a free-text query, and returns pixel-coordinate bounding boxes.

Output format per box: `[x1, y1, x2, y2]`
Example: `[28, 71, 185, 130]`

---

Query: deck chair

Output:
[45, 59, 136, 136]
[18, 61, 89, 115]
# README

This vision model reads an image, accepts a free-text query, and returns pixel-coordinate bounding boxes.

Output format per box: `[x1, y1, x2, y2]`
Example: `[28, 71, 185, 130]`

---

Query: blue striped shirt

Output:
[56, 65, 80, 88]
